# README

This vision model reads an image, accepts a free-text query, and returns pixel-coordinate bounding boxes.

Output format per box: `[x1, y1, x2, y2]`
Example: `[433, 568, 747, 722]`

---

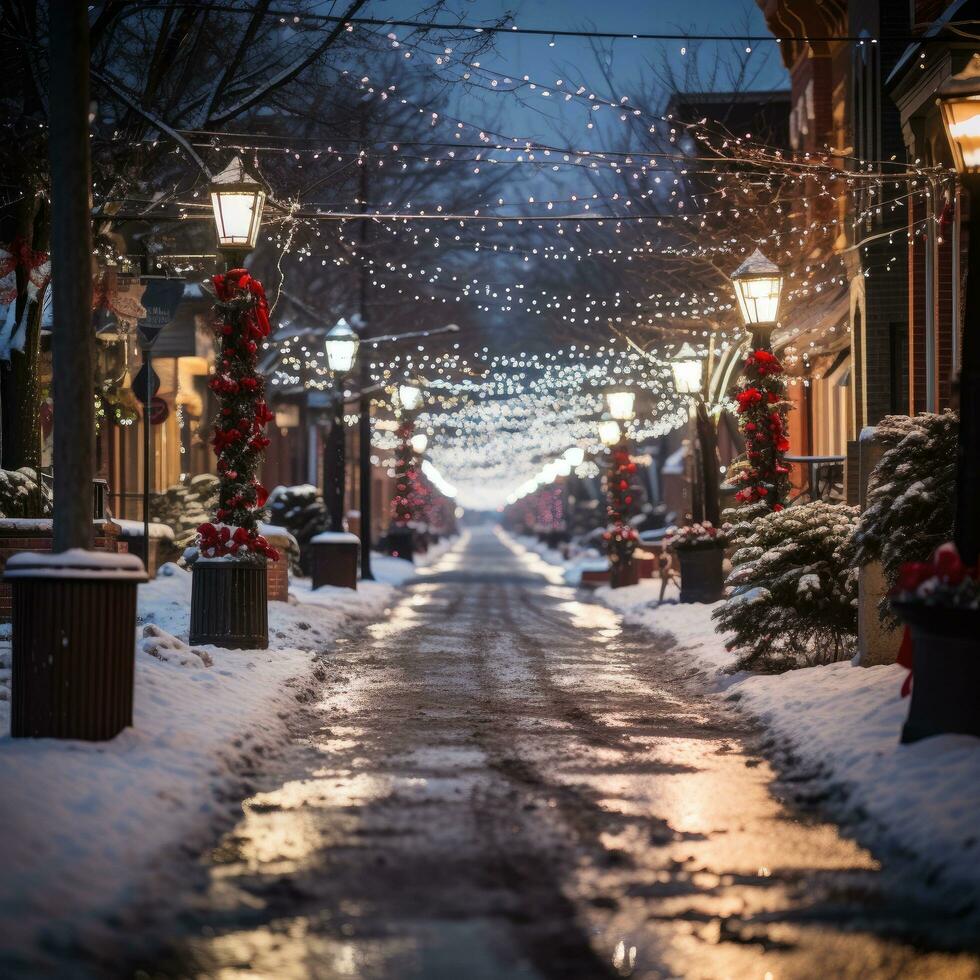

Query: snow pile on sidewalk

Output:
[0, 540, 454, 967]
[729, 663, 980, 903]
[509, 530, 980, 904]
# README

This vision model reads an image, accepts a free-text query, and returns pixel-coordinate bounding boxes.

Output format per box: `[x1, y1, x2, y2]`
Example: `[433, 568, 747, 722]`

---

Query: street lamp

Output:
[564, 446, 585, 467]
[670, 342, 705, 396]
[324, 318, 360, 374]
[399, 382, 423, 412]
[598, 417, 622, 447]
[939, 53, 980, 564]
[411, 432, 429, 454]
[323, 318, 361, 534]
[606, 389, 636, 421]
[669, 343, 719, 526]
[731, 248, 783, 350]
[209, 156, 266, 264]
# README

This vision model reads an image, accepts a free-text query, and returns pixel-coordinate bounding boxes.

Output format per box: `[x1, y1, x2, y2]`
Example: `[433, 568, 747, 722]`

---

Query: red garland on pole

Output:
[733, 348, 791, 513]
[391, 420, 416, 526]
[604, 440, 639, 567]
[197, 268, 280, 561]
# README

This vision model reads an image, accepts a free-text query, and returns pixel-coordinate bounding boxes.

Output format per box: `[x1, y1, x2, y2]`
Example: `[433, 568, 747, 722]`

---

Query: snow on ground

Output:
[0, 536, 457, 967]
[511, 531, 980, 905]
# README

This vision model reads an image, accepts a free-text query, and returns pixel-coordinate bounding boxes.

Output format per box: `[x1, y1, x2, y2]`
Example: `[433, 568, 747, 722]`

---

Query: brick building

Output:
[756, 0, 964, 502]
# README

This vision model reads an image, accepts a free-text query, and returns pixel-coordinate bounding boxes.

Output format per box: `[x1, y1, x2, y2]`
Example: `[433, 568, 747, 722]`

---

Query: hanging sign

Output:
[136, 277, 185, 349]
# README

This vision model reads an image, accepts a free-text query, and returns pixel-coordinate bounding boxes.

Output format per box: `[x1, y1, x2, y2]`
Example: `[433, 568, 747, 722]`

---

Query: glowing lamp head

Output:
[554, 458, 572, 477]
[324, 318, 360, 374]
[598, 418, 622, 447]
[564, 446, 585, 467]
[398, 382, 423, 411]
[731, 248, 783, 326]
[410, 433, 428, 454]
[209, 156, 266, 252]
[606, 389, 636, 421]
[939, 55, 980, 173]
[670, 342, 704, 395]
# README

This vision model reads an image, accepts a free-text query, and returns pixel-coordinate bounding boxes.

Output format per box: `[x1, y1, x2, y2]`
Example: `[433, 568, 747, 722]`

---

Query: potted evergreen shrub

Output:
[667, 521, 731, 603]
[188, 269, 281, 650]
[891, 543, 980, 743]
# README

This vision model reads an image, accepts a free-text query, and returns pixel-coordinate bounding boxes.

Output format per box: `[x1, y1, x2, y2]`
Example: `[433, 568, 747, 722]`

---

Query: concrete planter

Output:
[7, 551, 147, 740]
[189, 560, 269, 650]
[310, 531, 360, 590]
[893, 602, 980, 744]
[676, 541, 726, 603]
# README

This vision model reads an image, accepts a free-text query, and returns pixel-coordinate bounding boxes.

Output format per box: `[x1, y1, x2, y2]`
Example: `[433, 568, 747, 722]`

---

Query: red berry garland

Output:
[196, 269, 280, 562]
[733, 348, 790, 512]
[604, 441, 640, 566]
[391, 421, 416, 526]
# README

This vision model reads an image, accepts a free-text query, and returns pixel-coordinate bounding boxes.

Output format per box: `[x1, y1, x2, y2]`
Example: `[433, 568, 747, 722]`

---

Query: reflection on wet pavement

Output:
[142, 528, 980, 979]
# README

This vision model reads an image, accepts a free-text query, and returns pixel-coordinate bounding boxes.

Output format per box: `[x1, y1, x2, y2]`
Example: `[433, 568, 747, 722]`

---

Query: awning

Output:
[774, 283, 850, 377]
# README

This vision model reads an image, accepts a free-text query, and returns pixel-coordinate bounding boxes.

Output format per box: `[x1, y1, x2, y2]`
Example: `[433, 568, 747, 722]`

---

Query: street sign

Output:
[133, 363, 161, 404]
[136, 277, 185, 349]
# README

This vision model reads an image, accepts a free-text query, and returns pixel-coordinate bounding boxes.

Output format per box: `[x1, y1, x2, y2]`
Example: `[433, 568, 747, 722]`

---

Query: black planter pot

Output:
[676, 542, 726, 603]
[7, 551, 147, 740]
[893, 602, 980, 744]
[189, 560, 269, 650]
[388, 526, 414, 563]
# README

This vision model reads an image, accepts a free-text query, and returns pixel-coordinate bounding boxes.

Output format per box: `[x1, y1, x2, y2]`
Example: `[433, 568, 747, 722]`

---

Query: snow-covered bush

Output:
[0, 468, 50, 518]
[265, 484, 328, 574]
[713, 500, 859, 671]
[847, 410, 956, 624]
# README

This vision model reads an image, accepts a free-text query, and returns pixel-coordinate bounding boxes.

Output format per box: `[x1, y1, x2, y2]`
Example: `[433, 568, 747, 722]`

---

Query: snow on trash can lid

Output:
[310, 531, 361, 545]
[4, 548, 148, 582]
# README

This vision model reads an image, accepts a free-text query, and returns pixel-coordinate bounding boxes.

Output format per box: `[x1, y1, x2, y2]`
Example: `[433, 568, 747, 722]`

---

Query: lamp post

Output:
[389, 379, 425, 562]
[939, 53, 980, 565]
[670, 343, 720, 526]
[323, 318, 360, 533]
[209, 156, 267, 271]
[731, 248, 784, 352]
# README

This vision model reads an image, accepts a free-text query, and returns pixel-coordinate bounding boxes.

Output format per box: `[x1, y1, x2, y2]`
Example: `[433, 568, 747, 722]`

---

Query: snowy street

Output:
[104, 529, 977, 979]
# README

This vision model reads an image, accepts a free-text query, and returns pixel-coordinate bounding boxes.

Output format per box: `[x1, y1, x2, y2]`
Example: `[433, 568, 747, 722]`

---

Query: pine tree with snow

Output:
[713, 500, 859, 671]
[848, 410, 957, 623]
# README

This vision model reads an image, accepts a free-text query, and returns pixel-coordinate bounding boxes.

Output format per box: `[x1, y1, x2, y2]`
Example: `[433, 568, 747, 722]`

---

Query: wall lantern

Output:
[939, 54, 980, 173]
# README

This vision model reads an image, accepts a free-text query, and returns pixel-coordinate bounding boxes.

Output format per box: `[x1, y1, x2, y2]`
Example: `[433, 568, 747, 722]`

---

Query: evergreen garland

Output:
[196, 269, 280, 562]
[603, 440, 639, 566]
[713, 500, 859, 671]
[847, 410, 957, 623]
[733, 348, 791, 517]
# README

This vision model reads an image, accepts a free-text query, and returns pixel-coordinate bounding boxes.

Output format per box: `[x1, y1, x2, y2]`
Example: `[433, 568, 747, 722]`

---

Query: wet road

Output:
[142, 529, 980, 979]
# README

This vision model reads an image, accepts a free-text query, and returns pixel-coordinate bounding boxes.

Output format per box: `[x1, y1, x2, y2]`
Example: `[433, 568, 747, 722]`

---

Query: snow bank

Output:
[508, 530, 980, 904]
[0, 538, 456, 967]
